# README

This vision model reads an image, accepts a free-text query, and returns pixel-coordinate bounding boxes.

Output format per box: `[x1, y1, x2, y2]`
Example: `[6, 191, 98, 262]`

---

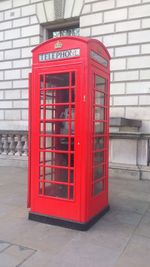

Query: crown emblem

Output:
[54, 41, 63, 49]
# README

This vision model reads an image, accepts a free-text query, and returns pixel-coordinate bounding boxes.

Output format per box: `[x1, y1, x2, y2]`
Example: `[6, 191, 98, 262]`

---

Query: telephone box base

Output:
[28, 206, 110, 231]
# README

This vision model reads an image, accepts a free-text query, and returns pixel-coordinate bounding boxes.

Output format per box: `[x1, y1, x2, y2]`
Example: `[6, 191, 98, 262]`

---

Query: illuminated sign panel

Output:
[39, 48, 80, 62]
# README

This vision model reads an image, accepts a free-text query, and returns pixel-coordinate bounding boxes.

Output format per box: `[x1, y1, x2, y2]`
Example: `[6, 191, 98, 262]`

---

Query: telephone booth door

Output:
[29, 64, 84, 223]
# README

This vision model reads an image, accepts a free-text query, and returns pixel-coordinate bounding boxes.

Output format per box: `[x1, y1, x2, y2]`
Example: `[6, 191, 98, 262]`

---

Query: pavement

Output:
[0, 166, 150, 267]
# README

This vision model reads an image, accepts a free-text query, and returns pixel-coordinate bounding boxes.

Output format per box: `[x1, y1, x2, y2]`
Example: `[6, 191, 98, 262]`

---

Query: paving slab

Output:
[0, 166, 150, 267]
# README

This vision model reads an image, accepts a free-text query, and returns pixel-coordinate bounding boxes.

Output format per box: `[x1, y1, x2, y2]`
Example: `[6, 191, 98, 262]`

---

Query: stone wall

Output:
[80, 0, 150, 133]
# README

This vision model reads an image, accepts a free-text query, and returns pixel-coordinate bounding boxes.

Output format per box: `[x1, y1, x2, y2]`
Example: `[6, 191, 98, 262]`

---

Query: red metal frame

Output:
[28, 36, 110, 228]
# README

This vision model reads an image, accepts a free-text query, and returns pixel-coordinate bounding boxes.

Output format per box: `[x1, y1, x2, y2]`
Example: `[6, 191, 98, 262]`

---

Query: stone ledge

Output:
[110, 117, 142, 128]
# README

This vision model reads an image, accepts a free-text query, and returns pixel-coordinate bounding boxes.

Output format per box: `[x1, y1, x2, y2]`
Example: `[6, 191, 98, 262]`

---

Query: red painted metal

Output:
[28, 36, 110, 226]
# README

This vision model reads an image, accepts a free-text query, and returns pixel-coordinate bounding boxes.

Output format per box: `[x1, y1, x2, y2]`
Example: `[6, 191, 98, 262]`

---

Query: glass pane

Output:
[95, 107, 104, 120]
[95, 122, 104, 134]
[94, 180, 104, 196]
[40, 136, 73, 151]
[45, 89, 69, 104]
[96, 76, 106, 91]
[40, 75, 44, 89]
[94, 165, 104, 180]
[70, 186, 74, 199]
[95, 91, 104, 106]
[94, 137, 104, 150]
[44, 167, 68, 182]
[41, 152, 69, 167]
[94, 151, 104, 165]
[44, 183, 68, 199]
[45, 73, 69, 88]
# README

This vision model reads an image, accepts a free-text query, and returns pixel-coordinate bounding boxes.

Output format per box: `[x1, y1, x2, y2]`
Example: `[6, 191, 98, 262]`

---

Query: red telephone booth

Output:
[28, 36, 110, 230]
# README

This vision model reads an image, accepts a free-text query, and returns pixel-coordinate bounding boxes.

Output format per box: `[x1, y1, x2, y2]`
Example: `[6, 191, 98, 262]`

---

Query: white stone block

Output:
[4, 70, 21, 80]
[5, 28, 20, 40]
[104, 8, 127, 23]
[115, 45, 140, 57]
[103, 33, 127, 47]
[21, 109, 28, 120]
[30, 15, 38, 24]
[5, 49, 21, 60]
[0, 110, 4, 120]
[30, 36, 40, 45]
[114, 70, 139, 81]
[110, 58, 126, 71]
[129, 4, 150, 18]
[127, 56, 150, 69]
[13, 0, 30, 7]
[21, 25, 40, 37]
[0, 71, 3, 80]
[110, 107, 125, 117]
[13, 79, 28, 88]
[5, 8, 21, 20]
[13, 59, 30, 68]
[92, 24, 114, 36]
[31, 0, 41, 2]
[0, 0, 11, 10]
[114, 95, 138, 106]
[0, 121, 27, 131]
[0, 12, 3, 22]
[110, 83, 125, 95]
[110, 139, 137, 165]
[21, 4, 36, 16]
[13, 100, 28, 108]
[117, 0, 140, 7]
[21, 68, 31, 79]
[82, 4, 91, 14]
[13, 38, 30, 48]
[80, 27, 91, 37]
[138, 139, 148, 165]
[126, 81, 150, 94]
[126, 107, 150, 120]
[141, 43, 150, 54]
[140, 69, 150, 80]
[0, 101, 12, 109]
[5, 110, 21, 120]
[108, 48, 114, 57]
[80, 13, 102, 27]
[85, 0, 96, 2]
[110, 96, 113, 106]
[0, 41, 12, 50]
[13, 17, 30, 28]
[0, 81, 12, 89]
[0, 32, 4, 41]
[21, 47, 32, 58]
[0, 21, 12, 31]
[37, 3, 47, 23]
[0, 51, 4, 60]
[142, 18, 150, 29]
[44, 1, 55, 21]
[73, 0, 84, 16]
[5, 89, 21, 99]
[0, 90, 3, 99]
[92, 0, 115, 12]
[129, 30, 150, 44]
[139, 95, 150, 105]
[64, 0, 74, 18]
[21, 89, 28, 99]
[116, 20, 140, 32]
[0, 61, 11, 70]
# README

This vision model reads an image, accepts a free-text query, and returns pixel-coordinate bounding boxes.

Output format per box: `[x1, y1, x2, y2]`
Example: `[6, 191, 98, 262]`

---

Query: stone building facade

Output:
[0, 0, 150, 178]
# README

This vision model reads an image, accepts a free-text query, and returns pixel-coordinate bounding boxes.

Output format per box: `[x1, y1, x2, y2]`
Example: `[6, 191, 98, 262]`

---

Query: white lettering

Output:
[39, 48, 80, 62]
